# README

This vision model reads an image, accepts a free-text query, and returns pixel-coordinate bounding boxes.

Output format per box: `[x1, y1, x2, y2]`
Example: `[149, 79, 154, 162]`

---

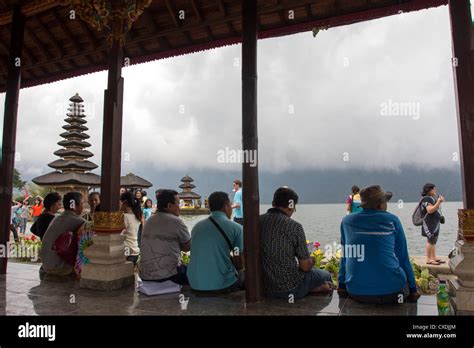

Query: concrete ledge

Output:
[412, 255, 452, 276]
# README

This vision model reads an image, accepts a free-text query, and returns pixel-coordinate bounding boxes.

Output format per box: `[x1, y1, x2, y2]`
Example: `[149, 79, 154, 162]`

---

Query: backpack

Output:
[412, 198, 429, 226]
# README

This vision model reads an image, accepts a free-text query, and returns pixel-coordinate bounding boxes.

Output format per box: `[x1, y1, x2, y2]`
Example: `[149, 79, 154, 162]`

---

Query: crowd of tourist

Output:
[14, 178, 449, 304]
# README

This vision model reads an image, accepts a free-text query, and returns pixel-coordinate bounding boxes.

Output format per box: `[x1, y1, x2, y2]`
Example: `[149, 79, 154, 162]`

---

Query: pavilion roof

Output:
[0, 0, 447, 93]
[32, 170, 101, 187]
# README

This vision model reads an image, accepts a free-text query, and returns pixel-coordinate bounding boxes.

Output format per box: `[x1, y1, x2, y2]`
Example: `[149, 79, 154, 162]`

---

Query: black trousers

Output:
[9, 224, 19, 242]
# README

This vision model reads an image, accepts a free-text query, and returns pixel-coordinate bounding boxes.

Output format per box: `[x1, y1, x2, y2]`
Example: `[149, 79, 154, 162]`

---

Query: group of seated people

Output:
[38, 183, 420, 304]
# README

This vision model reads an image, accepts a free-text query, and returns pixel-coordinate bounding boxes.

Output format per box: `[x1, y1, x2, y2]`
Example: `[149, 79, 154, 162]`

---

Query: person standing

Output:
[143, 199, 154, 220]
[135, 190, 144, 208]
[231, 179, 243, 225]
[19, 200, 30, 235]
[346, 185, 363, 214]
[10, 201, 22, 242]
[420, 183, 445, 265]
[31, 197, 44, 222]
[120, 191, 142, 264]
[88, 192, 100, 214]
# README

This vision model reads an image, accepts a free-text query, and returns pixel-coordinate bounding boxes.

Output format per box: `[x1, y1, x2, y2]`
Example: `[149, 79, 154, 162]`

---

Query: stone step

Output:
[412, 255, 452, 276]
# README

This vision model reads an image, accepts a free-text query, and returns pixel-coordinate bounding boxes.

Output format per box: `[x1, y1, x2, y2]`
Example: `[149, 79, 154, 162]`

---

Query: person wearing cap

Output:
[337, 185, 420, 304]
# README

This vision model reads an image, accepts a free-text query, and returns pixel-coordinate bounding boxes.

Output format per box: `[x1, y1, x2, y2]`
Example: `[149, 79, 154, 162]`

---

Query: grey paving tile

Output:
[340, 299, 409, 316]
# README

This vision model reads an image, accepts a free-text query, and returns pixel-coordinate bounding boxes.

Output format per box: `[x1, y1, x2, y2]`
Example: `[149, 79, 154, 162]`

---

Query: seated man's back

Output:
[339, 210, 415, 295]
[188, 192, 244, 291]
[139, 211, 190, 281]
[338, 185, 417, 303]
[260, 208, 309, 295]
[188, 209, 243, 291]
[41, 192, 86, 276]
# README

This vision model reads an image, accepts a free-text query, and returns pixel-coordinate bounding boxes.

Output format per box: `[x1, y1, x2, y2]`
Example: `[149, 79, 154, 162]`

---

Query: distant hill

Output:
[121, 165, 462, 204]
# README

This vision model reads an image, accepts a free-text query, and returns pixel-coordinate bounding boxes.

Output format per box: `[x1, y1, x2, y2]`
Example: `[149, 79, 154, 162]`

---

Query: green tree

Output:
[26, 182, 51, 200]
[13, 168, 27, 190]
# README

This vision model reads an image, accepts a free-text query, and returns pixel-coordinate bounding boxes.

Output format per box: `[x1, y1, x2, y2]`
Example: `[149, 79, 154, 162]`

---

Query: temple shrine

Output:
[178, 174, 209, 215]
[31, 93, 101, 198]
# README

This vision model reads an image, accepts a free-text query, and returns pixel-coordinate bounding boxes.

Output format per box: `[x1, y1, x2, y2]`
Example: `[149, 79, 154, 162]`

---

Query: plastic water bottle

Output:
[437, 284, 451, 316]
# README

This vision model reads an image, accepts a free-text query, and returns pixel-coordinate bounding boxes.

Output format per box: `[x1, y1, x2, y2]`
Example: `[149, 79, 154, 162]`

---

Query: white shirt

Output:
[123, 213, 140, 256]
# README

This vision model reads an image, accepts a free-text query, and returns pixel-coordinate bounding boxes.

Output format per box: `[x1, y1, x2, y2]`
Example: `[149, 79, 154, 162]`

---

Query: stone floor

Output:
[0, 262, 439, 316]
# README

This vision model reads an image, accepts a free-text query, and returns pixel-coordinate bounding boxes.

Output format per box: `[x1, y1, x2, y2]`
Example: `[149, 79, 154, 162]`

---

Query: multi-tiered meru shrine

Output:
[32, 93, 101, 197]
[178, 174, 209, 215]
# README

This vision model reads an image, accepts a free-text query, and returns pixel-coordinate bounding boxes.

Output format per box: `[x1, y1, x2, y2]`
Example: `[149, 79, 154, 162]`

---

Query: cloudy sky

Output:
[0, 4, 466, 183]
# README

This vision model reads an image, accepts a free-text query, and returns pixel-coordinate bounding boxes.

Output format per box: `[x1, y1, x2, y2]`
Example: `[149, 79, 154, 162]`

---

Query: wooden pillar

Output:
[0, 6, 25, 275]
[447, 0, 474, 314]
[80, 36, 133, 291]
[242, 0, 264, 303]
[449, 0, 474, 211]
[100, 39, 124, 212]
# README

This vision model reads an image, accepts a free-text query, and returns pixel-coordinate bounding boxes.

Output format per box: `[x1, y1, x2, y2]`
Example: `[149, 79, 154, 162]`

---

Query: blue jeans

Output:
[269, 269, 333, 300]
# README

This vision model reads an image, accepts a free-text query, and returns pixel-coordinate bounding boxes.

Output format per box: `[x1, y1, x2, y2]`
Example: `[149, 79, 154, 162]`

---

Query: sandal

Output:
[435, 259, 446, 264]
[426, 260, 441, 265]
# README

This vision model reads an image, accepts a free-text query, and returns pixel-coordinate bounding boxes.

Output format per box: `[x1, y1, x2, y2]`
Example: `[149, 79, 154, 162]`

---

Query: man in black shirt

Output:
[260, 187, 333, 300]
[30, 192, 62, 239]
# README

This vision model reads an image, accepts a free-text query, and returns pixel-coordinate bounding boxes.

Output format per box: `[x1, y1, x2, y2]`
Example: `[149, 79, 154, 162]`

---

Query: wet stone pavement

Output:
[0, 262, 438, 316]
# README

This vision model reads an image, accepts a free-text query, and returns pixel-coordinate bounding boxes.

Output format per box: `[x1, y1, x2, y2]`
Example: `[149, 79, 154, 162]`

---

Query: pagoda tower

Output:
[33, 93, 101, 197]
[178, 174, 202, 208]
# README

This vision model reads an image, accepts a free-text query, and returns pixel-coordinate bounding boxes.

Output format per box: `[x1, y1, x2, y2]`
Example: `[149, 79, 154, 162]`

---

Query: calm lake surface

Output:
[181, 202, 462, 256]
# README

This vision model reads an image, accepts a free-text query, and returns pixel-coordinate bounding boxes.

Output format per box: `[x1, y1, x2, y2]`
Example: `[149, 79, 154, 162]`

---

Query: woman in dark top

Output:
[30, 192, 62, 239]
[420, 183, 445, 265]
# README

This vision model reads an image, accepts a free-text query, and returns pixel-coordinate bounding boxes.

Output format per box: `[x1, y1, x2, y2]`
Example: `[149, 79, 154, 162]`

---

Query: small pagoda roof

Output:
[54, 148, 93, 158]
[69, 93, 83, 103]
[65, 113, 86, 118]
[48, 159, 98, 171]
[179, 183, 196, 189]
[63, 124, 88, 132]
[32, 171, 101, 187]
[120, 173, 153, 188]
[60, 131, 90, 140]
[57, 139, 91, 148]
[64, 118, 86, 124]
[181, 175, 194, 182]
[178, 191, 201, 200]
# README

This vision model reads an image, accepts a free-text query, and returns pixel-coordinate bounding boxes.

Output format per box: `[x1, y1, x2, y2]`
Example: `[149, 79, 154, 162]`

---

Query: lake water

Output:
[181, 202, 462, 256]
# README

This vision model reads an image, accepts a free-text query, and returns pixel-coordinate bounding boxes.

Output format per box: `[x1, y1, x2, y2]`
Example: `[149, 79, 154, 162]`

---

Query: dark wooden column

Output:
[242, 0, 264, 303]
[100, 39, 124, 212]
[0, 6, 25, 274]
[449, 0, 474, 210]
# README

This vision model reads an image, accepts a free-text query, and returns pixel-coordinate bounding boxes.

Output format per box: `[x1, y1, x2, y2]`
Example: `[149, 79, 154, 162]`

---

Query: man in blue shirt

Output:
[338, 185, 420, 304]
[187, 191, 244, 293]
[231, 179, 243, 225]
